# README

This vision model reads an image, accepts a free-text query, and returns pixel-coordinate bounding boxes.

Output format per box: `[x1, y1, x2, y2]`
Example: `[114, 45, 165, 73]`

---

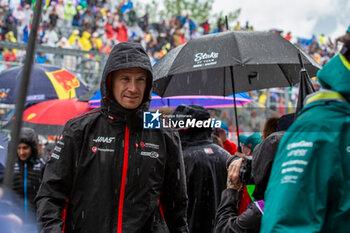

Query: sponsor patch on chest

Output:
[139, 141, 160, 150]
[92, 136, 115, 144]
[140, 151, 159, 158]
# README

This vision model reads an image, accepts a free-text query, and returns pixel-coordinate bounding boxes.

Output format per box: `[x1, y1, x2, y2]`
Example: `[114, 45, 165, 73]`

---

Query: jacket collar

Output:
[304, 89, 347, 106]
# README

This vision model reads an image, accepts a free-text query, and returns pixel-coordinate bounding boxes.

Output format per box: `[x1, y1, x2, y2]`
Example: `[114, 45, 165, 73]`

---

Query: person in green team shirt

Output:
[261, 28, 350, 233]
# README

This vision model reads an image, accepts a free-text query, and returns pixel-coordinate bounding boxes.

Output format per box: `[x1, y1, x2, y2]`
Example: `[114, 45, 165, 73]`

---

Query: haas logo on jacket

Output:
[93, 136, 115, 143]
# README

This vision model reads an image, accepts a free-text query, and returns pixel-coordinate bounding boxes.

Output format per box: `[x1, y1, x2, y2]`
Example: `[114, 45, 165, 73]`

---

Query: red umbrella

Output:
[20, 99, 89, 135]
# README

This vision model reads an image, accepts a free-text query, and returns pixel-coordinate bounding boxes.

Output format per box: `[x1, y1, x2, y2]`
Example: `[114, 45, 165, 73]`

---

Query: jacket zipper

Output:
[24, 162, 28, 217]
[117, 125, 130, 233]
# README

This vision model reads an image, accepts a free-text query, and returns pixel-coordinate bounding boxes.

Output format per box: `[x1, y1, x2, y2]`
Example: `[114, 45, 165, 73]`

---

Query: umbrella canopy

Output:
[88, 89, 102, 109]
[0, 64, 90, 104]
[0, 132, 8, 177]
[150, 93, 251, 108]
[152, 31, 321, 149]
[153, 31, 321, 97]
[88, 91, 252, 109]
[7, 99, 89, 135]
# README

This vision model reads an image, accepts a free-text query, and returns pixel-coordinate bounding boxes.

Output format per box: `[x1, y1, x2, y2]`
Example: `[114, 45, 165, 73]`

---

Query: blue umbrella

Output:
[149, 93, 251, 108]
[88, 89, 102, 109]
[0, 64, 89, 104]
[0, 133, 8, 180]
[88, 90, 251, 109]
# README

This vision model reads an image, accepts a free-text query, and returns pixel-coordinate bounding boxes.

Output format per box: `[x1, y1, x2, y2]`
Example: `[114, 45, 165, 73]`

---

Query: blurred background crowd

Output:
[0, 0, 333, 144]
[0, 0, 337, 67]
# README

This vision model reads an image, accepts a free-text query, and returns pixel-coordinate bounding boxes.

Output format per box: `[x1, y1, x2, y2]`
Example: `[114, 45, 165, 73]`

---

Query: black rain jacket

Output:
[36, 42, 189, 233]
[175, 105, 230, 233]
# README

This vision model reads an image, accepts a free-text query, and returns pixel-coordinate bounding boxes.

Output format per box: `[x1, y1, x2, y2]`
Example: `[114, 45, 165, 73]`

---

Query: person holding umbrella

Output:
[261, 29, 350, 232]
[215, 115, 293, 233]
[35, 42, 189, 233]
[173, 104, 230, 233]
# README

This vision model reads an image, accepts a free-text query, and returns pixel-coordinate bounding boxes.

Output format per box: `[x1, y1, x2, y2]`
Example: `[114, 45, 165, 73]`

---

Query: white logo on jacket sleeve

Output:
[51, 153, 60, 159]
[204, 148, 214, 154]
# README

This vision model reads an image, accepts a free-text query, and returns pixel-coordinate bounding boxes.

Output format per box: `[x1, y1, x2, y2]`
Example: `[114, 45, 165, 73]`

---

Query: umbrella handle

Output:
[225, 16, 229, 31]
[298, 52, 305, 69]
[229, 66, 241, 152]
[248, 72, 259, 84]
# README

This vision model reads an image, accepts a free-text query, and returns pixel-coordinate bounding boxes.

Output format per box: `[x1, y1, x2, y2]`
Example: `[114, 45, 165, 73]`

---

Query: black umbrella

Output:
[153, 31, 320, 96]
[153, 31, 321, 148]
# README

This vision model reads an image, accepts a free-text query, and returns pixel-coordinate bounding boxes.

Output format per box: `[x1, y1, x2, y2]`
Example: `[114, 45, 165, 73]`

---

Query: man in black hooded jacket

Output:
[173, 105, 230, 233]
[36, 42, 189, 233]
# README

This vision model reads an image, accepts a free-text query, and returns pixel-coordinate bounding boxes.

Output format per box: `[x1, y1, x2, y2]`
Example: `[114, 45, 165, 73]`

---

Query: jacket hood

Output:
[178, 128, 212, 149]
[100, 42, 153, 108]
[82, 31, 91, 39]
[173, 105, 212, 149]
[172, 104, 211, 123]
[317, 54, 350, 102]
[251, 131, 285, 200]
[99, 42, 153, 129]
[19, 127, 39, 160]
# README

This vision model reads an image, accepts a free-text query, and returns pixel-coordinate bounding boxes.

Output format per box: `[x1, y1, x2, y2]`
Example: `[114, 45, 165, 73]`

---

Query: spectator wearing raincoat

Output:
[63, 0, 77, 26]
[68, 29, 80, 45]
[79, 30, 92, 51]
[261, 29, 350, 233]
[4, 31, 17, 54]
[12, 128, 45, 215]
[115, 19, 129, 43]
[104, 19, 115, 40]
[57, 37, 76, 70]
[90, 32, 103, 51]
[2, 16, 17, 40]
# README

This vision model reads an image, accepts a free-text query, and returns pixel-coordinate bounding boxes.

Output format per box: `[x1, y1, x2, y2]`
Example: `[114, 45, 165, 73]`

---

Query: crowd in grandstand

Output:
[0, 0, 337, 67]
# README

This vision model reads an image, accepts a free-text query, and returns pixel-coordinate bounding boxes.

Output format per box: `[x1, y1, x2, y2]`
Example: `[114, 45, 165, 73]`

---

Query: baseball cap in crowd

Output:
[220, 121, 229, 136]
[239, 135, 248, 145]
[245, 133, 262, 151]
